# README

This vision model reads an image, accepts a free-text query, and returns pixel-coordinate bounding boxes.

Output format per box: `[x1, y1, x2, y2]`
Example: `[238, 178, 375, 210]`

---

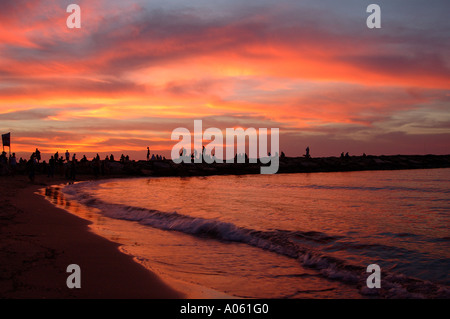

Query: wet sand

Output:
[0, 175, 184, 298]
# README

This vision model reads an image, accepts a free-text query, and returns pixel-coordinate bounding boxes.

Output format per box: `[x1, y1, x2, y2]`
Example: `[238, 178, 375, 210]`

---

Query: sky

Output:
[0, 0, 449, 160]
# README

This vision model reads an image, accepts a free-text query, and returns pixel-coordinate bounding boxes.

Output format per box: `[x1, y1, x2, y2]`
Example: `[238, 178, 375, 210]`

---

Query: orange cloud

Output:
[1, 1, 449, 159]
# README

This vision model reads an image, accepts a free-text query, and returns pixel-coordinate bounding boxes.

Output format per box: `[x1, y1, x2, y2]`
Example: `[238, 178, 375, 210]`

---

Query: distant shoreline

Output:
[4, 154, 449, 180]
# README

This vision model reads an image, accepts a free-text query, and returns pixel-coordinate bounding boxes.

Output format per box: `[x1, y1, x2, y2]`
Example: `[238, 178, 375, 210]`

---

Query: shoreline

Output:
[0, 175, 184, 298]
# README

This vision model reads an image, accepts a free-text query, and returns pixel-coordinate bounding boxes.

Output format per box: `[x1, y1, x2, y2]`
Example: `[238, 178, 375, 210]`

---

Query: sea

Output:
[41, 168, 450, 298]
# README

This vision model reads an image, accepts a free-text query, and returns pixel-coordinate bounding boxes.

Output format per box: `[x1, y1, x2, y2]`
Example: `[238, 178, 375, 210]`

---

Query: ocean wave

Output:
[299, 184, 448, 194]
[62, 182, 450, 299]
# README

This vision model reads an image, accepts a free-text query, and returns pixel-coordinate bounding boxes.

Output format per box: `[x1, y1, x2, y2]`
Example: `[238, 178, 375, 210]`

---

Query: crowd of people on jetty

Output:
[1, 145, 364, 181]
[0, 147, 165, 181]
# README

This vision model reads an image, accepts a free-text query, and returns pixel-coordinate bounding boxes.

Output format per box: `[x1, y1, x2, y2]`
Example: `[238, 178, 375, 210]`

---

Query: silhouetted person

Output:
[58, 156, 64, 176]
[340, 152, 345, 158]
[92, 157, 100, 177]
[345, 152, 349, 158]
[65, 150, 70, 162]
[35, 148, 41, 163]
[304, 146, 311, 158]
[27, 154, 36, 182]
[0, 151, 6, 164]
[179, 148, 187, 162]
[0, 152, 7, 173]
[42, 160, 48, 175]
[0, 152, 6, 175]
[104, 156, 110, 175]
[281, 151, 286, 158]
[110, 154, 114, 162]
[147, 147, 150, 161]
[9, 153, 17, 176]
[70, 159, 76, 180]
[48, 156, 55, 177]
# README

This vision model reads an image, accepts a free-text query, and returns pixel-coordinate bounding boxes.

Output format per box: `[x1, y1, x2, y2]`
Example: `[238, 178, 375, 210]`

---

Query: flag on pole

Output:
[2, 132, 10, 148]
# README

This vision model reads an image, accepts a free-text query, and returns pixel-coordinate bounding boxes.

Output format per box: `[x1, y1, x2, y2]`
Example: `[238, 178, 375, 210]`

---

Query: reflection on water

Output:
[42, 185, 125, 244]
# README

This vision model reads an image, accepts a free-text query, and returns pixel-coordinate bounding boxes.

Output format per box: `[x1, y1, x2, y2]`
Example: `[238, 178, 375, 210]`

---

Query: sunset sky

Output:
[0, 0, 449, 160]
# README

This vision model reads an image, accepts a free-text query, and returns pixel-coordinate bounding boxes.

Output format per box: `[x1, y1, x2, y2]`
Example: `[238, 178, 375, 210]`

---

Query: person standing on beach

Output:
[147, 147, 150, 161]
[65, 150, 70, 162]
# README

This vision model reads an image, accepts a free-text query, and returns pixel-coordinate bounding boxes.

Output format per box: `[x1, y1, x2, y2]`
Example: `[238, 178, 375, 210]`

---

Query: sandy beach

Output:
[0, 175, 184, 299]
